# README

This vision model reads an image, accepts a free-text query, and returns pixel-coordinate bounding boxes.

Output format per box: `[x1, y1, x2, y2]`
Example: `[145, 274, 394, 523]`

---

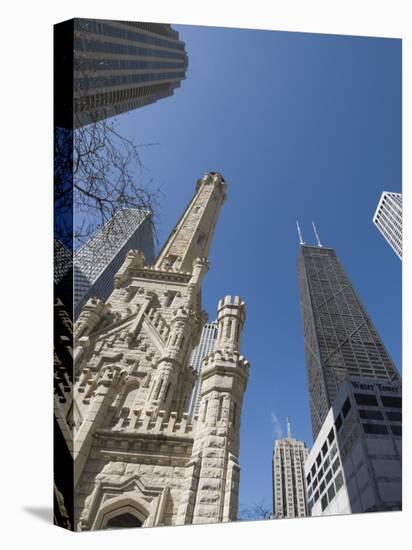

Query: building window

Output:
[327, 428, 335, 445]
[325, 469, 332, 484]
[341, 397, 351, 418]
[362, 423, 388, 435]
[232, 402, 237, 427]
[359, 409, 384, 420]
[321, 494, 328, 511]
[381, 396, 402, 409]
[391, 425, 402, 436]
[321, 441, 328, 456]
[331, 457, 340, 473]
[334, 414, 343, 432]
[327, 483, 336, 502]
[354, 393, 379, 407]
[386, 411, 402, 422]
[335, 471, 344, 493]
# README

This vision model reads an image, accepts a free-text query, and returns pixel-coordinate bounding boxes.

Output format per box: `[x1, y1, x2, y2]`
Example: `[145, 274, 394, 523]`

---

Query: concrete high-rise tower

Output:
[272, 420, 309, 518]
[373, 191, 402, 260]
[74, 208, 155, 318]
[71, 173, 250, 530]
[297, 225, 400, 440]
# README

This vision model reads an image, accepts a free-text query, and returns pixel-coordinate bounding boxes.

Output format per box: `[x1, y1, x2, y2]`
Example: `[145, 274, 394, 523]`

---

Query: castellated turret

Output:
[71, 173, 250, 530]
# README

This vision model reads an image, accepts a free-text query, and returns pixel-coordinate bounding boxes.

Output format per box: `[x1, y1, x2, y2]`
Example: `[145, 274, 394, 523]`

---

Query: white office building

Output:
[272, 421, 309, 518]
[305, 376, 402, 516]
[373, 191, 402, 259]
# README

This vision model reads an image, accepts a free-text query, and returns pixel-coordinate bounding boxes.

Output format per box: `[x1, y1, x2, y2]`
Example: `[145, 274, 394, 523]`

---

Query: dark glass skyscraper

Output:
[298, 244, 400, 439]
[74, 208, 155, 318]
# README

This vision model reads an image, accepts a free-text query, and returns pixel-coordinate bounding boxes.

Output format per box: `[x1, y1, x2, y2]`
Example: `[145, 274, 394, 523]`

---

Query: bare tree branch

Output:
[238, 500, 272, 521]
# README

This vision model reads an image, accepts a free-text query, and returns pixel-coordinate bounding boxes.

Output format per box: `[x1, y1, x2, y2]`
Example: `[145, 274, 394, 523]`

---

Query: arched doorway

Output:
[93, 496, 150, 530]
[106, 512, 143, 529]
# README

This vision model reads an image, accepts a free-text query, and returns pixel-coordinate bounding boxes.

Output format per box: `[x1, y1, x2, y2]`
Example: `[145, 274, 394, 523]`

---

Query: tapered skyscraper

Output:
[297, 227, 400, 439]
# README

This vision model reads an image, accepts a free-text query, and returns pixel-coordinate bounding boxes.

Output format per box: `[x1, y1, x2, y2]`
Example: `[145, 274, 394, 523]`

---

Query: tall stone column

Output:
[177, 296, 250, 525]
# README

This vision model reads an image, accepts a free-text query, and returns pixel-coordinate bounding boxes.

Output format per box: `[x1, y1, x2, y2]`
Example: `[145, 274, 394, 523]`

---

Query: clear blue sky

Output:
[114, 26, 401, 513]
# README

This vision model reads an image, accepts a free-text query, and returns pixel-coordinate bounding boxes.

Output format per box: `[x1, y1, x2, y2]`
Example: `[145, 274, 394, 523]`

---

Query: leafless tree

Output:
[54, 21, 162, 251]
[238, 500, 272, 521]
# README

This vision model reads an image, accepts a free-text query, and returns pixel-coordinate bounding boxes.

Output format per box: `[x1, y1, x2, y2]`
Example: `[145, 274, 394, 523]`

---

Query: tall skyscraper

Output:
[372, 191, 402, 260]
[72, 19, 188, 127]
[187, 321, 218, 419]
[272, 419, 309, 518]
[74, 208, 155, 318]
[297, 230, 400, 440]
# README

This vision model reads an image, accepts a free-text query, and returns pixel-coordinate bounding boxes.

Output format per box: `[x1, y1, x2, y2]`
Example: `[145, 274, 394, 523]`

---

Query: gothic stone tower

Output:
[72, 172, 250, 530]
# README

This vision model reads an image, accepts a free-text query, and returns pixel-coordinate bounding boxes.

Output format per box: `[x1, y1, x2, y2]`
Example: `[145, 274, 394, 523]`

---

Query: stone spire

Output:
[155, 172, 227, 274]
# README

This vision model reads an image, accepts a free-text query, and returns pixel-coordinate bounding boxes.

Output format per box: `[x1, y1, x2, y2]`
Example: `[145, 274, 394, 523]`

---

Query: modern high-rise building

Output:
[297, 233, 400, 440]
[74, 208, 155, 318]
[372, 191, 402, 260]
[72, 19, 188, 127]
[187, 321, 218, 419]
[305, 376, 402, 515]
[272, 420, 309, 518]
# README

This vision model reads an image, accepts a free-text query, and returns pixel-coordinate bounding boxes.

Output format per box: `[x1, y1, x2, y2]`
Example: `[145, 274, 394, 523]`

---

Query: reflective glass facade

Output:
[74, 208, 155, 318]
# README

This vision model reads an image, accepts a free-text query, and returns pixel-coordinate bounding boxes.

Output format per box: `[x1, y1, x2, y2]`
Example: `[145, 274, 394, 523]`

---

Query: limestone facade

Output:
[72, 172, 250, 530]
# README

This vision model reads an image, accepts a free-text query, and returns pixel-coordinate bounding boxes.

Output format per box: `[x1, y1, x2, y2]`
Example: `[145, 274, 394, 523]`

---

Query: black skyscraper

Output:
[298, 243, 399, 439]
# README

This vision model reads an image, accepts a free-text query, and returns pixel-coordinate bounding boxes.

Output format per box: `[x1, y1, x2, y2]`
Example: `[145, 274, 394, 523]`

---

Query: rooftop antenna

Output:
[286, 417, 292, 439]
[312, 221, 323, 247]
[296, 221, 305, 245]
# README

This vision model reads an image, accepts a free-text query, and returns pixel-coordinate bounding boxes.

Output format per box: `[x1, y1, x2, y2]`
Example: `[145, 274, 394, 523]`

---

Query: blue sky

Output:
[114, 26, 401, 512]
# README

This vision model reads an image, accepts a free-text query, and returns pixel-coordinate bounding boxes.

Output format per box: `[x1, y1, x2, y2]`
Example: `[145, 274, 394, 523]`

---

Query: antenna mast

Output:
[296, 221, 305, 245]
[286, 417, 292, 439]
[312, 221, 323, 247]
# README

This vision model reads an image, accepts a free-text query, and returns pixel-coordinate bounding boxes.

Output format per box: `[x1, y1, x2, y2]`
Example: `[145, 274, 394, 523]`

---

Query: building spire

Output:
[296, 221, 305, 245]
[312, 221, 323, 247]
[286, 417, 292, 439]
